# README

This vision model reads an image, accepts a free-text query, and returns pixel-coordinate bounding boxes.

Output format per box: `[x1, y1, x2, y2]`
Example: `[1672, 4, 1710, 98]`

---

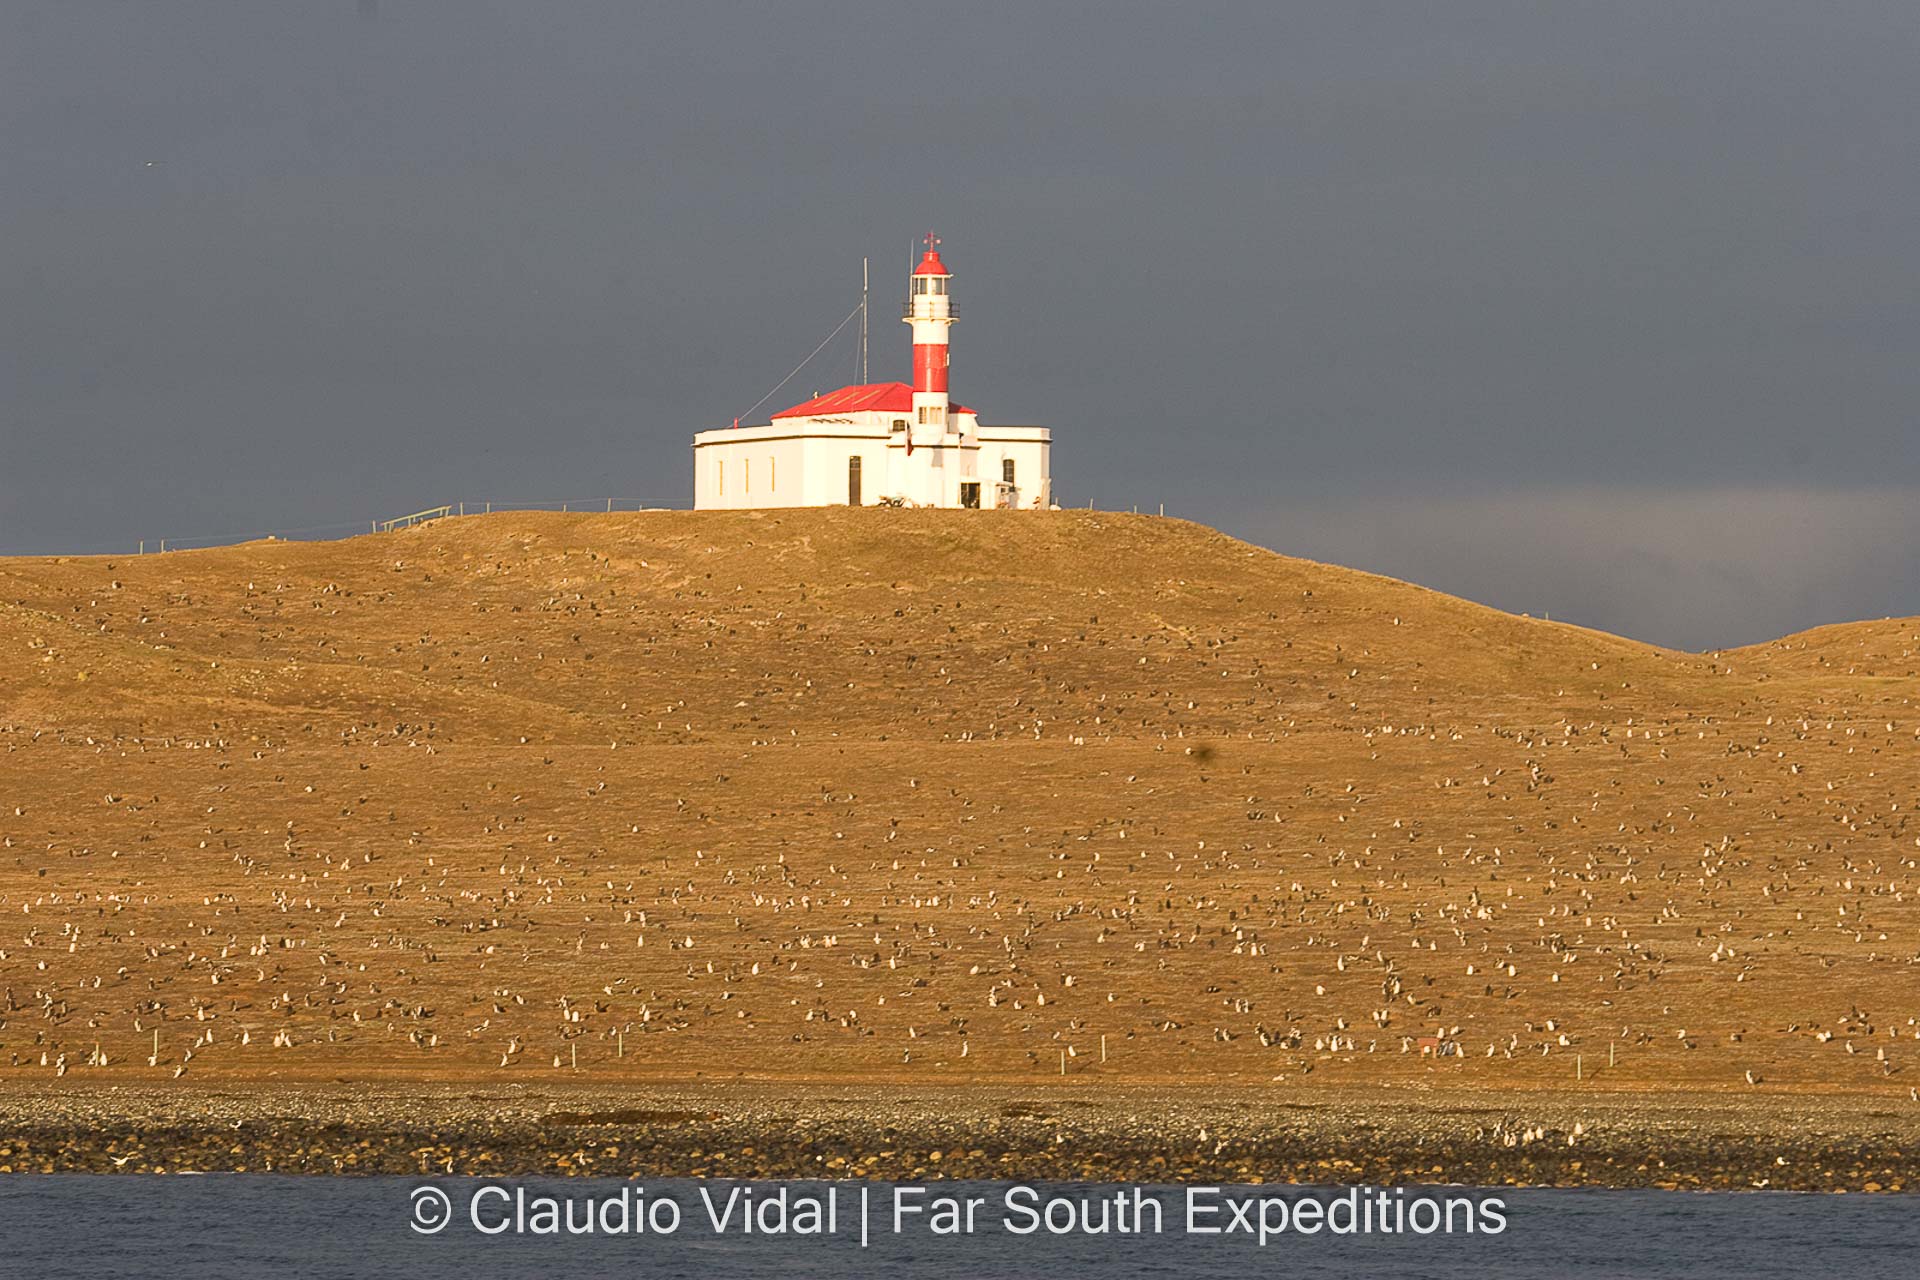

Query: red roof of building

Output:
[771, 382, 971, 419]
[912, 249, 951, 276]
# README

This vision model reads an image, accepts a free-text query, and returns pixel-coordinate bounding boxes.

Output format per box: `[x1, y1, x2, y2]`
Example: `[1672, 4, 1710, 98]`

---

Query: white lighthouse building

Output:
[693, 235, 1052, 510]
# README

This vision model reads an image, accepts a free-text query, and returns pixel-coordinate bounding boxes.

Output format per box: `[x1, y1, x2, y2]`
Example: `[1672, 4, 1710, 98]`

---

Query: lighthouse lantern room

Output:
[693, 235, 1053, 510]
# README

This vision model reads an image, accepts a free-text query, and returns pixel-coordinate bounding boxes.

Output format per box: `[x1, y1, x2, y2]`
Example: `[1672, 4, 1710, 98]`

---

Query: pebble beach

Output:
[0, 1082, 1913, 1192]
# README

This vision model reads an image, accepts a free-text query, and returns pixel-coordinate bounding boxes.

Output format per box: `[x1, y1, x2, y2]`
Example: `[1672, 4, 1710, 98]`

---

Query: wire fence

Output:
[137, 498, 670, 553]
[128, 496, 1162, 554]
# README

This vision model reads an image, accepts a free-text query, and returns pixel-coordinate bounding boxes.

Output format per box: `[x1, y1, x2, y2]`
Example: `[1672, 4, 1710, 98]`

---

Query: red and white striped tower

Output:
[904, 232, 955, 444]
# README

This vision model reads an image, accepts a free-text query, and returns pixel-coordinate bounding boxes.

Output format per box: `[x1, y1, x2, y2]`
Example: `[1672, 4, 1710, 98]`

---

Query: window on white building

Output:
[1002, 458, 1016, 484]
[917, 405, 946, 425]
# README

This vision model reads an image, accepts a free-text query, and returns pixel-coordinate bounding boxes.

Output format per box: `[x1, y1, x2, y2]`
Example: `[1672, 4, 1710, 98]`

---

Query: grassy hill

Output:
[0, 509, 1914, 1095]
[1729, 616, 1920, 680]
[1, 508, 1711, 742]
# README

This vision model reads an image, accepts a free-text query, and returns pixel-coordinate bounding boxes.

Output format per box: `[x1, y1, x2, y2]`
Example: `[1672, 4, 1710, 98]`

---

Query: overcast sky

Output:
[3, 2, 1916, 648]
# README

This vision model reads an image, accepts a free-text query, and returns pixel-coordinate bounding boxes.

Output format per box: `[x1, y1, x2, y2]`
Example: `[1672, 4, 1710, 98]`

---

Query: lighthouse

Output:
[905, 231, 956, 462]
[692, 234, 1053, 510]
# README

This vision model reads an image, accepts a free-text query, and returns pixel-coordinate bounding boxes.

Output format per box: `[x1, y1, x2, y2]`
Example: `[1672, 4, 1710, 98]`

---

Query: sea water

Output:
[0, 1176, 1911, 1279]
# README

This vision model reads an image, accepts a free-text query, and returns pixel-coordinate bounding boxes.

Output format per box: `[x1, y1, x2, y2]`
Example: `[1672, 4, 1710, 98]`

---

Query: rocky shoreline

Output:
[0, 1082, 1913, 1192]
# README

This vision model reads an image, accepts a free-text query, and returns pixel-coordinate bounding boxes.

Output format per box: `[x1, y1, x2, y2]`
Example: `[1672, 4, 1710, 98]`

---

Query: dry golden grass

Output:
[0, 509, 1914, 1095]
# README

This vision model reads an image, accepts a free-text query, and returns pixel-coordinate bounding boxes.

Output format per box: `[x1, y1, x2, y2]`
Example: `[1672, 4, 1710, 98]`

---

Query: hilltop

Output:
[2, 508, 1713, 743]
[0, 509, 1915, 1108]
[1729, 616, 1920, 681]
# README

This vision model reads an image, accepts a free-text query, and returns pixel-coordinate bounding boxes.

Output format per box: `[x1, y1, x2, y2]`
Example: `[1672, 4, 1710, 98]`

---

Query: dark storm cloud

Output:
[1232, 482, 1920, 652]
[2, 2, 1916, 647]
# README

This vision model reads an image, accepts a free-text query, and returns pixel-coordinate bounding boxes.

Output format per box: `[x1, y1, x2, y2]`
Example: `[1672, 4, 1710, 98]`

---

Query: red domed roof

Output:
[912, 231, 951, 276]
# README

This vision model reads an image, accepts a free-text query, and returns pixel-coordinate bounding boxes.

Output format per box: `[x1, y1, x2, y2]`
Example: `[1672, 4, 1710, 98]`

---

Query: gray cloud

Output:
[1228, 484, 1920, 651]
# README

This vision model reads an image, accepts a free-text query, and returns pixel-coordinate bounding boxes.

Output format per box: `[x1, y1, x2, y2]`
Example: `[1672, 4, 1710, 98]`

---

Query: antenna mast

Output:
[860, 257, 869, 384]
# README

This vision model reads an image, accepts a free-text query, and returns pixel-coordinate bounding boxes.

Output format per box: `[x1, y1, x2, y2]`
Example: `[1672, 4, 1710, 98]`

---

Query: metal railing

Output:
[377, 504, 453, 533]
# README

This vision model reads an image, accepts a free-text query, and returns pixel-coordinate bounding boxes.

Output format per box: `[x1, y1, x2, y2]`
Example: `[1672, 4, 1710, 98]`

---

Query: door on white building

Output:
[848, 456, 862, 506]
[959, 482, 981, 509]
